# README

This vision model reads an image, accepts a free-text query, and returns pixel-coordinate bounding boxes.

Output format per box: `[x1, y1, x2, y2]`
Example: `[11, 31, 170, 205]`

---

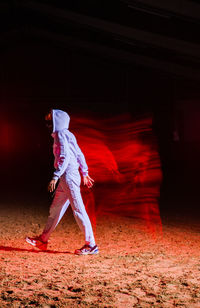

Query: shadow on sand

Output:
[0, 245, 72, 254]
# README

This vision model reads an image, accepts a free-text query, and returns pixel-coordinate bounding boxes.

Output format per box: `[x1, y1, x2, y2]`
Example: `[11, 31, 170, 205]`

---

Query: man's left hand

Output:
[83, 175, 94, 188]
[48, 179, 58, 192]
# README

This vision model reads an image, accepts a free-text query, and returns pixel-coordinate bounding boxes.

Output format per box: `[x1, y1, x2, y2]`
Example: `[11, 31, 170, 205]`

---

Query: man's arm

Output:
[48, 131, 70, 192]
[76, 142, 89, 177]
[75, 138, 94, 188]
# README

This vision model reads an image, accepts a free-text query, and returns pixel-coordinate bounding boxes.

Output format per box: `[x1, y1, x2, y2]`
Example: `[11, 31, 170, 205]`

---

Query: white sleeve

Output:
[53, 131, 70, 180]
[74, 137, 88, 176]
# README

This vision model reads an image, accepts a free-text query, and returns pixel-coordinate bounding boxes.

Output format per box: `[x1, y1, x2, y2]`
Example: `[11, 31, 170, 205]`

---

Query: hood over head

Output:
[52, 109, 70, 133]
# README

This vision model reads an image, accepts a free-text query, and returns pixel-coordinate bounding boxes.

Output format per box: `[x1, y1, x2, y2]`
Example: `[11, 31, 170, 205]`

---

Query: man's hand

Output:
[48, 179, 58, 193]
[83, 175, 94, 188]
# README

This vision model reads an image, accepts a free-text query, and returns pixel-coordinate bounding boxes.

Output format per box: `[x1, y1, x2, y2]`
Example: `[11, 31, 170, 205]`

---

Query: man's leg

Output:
[40, 182, 70, 243]
[63, 180, 96, 247]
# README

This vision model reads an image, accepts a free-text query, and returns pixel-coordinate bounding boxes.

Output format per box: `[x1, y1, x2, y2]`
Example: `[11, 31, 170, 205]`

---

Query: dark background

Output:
[1, 0, 200, 216]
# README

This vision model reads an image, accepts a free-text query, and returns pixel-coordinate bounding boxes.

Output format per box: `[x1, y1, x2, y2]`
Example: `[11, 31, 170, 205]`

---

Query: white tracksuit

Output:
[40, 109, 95, 246]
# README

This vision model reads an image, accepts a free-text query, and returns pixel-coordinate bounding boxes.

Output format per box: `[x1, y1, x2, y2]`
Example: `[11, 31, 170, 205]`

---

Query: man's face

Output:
[45, 111, 52, 121]
[45, 111, 53, 131]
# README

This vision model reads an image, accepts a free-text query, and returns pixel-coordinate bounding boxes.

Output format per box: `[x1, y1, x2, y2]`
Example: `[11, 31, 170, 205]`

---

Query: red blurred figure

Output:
[72, 113, 162, 235]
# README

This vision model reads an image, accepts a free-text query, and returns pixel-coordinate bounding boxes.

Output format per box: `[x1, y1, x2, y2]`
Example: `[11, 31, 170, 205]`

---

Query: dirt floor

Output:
[0, 202, 200, 308]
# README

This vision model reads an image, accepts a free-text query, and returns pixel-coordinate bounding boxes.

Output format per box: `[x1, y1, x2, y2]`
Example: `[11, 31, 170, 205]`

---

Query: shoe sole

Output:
[26, 237, 37, 247]
[25, 237, 48, 250]
[75, 249, 99, 256]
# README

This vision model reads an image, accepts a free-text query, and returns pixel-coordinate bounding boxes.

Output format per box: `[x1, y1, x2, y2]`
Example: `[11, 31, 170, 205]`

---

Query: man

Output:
[26, 109, 98, 255]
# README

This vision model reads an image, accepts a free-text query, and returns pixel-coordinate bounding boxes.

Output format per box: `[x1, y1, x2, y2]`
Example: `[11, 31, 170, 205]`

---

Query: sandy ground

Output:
[0, 202, 200, 308]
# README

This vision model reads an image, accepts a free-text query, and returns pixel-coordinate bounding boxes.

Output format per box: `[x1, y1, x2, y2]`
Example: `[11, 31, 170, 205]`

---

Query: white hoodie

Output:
[51, 109, 88, 180]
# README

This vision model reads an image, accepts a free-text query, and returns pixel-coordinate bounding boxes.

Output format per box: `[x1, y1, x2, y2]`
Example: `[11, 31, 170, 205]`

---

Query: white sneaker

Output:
[74, 244, 99, 255]
[25, 236, 48, 250]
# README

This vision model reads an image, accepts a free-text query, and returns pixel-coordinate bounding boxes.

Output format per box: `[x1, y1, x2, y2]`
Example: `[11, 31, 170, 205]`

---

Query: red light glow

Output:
[73, 113, 162, 234]
[0, 122, 14, 153]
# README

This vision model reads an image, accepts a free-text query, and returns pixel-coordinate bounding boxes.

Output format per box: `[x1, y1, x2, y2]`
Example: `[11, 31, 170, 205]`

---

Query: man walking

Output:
[26, 109, 98, 255]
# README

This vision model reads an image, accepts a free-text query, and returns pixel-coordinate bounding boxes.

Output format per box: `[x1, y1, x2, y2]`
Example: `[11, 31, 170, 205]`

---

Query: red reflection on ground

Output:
[73, 113, 162, 234]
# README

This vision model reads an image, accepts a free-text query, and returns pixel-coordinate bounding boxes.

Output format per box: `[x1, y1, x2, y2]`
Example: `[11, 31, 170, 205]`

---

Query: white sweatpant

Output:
[40, 170, 95, 246]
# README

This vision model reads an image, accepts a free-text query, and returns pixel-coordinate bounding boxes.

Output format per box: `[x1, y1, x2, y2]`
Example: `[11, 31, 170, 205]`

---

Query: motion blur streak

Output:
[73, 113, 162, 234]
